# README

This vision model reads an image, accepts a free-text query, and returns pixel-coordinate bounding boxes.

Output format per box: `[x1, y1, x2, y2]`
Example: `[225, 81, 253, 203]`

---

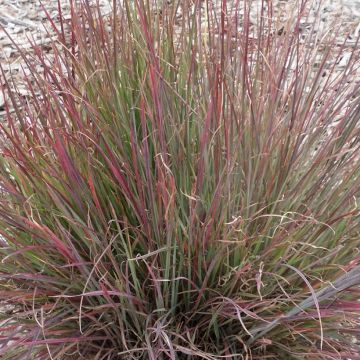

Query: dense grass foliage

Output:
[0, 0, 359, 358]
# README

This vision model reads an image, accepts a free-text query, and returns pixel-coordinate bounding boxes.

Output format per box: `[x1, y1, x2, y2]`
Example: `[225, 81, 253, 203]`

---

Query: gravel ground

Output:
[0, 0, 359, 119]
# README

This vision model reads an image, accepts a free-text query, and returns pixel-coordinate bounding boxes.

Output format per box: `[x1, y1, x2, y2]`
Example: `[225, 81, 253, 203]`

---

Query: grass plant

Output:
[0, 0, 359, 358]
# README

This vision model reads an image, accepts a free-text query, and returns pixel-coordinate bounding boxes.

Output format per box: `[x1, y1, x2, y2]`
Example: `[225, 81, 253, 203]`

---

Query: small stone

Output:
[3, 46, 13, 58]
[337, 52, 352, 68]
[0, 92, 5, 110]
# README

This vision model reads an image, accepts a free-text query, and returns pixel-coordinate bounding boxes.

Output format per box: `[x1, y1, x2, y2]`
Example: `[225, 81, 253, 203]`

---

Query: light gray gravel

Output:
[0, 0, 359, 121]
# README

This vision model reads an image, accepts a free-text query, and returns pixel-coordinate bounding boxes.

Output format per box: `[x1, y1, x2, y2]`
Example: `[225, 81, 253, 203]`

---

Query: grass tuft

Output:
[0, 0, 359, 358]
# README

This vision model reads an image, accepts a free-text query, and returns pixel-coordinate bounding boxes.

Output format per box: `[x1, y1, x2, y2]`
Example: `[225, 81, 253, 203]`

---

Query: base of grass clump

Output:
[0, 0, 359, 359]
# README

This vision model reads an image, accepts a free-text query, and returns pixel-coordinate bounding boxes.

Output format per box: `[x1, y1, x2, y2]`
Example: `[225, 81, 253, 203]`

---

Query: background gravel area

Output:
[0, 0, 359, 118]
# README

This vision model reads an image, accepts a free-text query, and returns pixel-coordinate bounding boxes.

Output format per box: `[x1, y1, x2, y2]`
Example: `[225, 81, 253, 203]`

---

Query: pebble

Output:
[0, 92, 4, 110]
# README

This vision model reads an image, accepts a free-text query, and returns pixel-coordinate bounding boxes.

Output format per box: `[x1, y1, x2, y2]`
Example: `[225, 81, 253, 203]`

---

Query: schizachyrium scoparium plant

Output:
[0, 0, 359, 358]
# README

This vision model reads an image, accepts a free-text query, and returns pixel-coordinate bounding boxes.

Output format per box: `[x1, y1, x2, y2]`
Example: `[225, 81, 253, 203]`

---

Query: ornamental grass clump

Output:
[0, 0, 359, 358]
